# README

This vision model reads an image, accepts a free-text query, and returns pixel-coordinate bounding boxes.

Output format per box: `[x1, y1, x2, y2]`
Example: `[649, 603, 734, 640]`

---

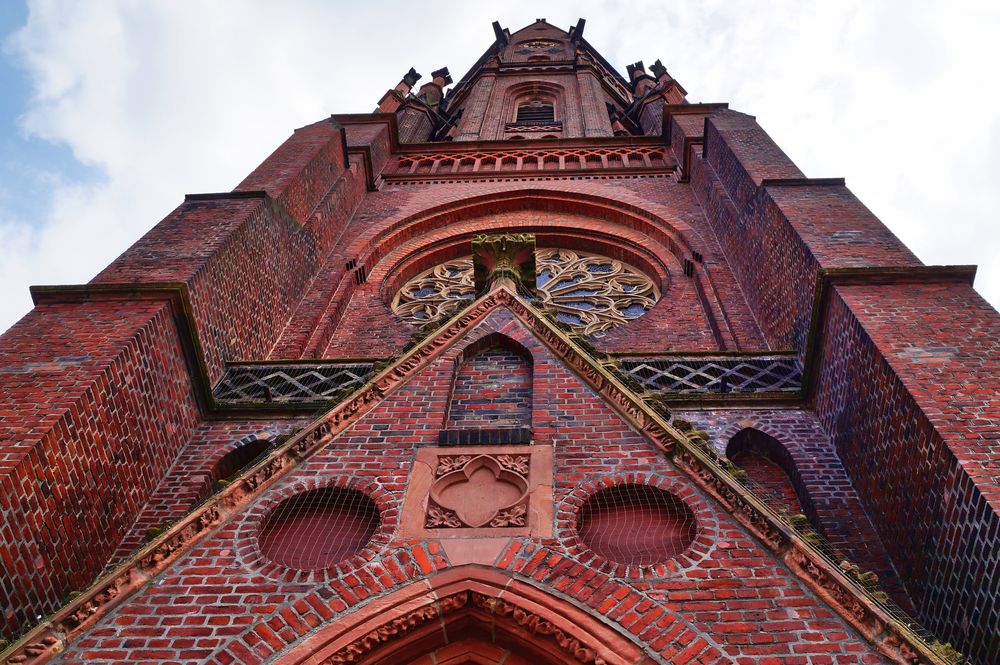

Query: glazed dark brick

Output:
[813, 283, 1000, 664]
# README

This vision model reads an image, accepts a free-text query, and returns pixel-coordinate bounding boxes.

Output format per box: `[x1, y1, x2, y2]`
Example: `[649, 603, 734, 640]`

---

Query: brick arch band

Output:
[305, 189, 729, 356]
[347, 190, 700, 283]
[379, 227, 672, 303]
[270, 566, 654, 665]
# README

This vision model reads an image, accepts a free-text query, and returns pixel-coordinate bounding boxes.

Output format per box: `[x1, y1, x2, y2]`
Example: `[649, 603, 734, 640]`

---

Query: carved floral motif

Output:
[435, 455, 473, 476]
[495, 454, 530, 475]
[425, 502, 463, 529]
[425, 454, 531, 529]
[489, 503, 528, 527]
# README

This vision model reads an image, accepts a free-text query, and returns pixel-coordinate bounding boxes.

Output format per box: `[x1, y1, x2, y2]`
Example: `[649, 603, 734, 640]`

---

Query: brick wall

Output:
[92, 120, 367, 382]
[447, 345, 532, 429]
[0, 300, 199, 636]
[104, 418, 310, 569]
[681, 109, 920, 355]
[262, 178, 765, 359]
[56, 309, 886, 663]
[814, 282, 1000, 663]
[676, 407, 909, 611]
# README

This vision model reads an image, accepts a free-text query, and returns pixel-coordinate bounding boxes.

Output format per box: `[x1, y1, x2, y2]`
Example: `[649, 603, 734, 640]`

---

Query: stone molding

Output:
[321, 591, 612, 665]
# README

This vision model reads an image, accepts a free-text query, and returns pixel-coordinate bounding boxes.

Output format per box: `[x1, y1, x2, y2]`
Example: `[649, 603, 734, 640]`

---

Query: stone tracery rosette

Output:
[392, 249, 659, 335]
[391, 259, 475, 324]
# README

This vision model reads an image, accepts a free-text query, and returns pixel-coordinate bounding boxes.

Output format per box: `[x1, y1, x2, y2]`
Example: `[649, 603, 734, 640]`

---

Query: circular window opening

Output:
[577, 484, 695, 565]
[391, 248, 660, 335]
[258, 488, 380, 570]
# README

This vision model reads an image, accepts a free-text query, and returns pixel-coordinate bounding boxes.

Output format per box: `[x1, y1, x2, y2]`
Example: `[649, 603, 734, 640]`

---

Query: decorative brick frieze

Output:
[393, 145, 671, 178]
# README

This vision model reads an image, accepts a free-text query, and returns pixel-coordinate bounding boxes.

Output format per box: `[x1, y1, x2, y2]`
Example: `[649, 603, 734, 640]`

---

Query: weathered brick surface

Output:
[447, 346, 532, 428]
[56, 309, 885, 663]
[104, 418, 309, 569]
[684, 110, 921, 356]
[93, 122, 367, 383]
[266, 177, 766, 359]
[0, 300, 199, 635]
[814, 283, 1000, 663]
[0, 18, 996, 663]
[677, 408, 911, 612]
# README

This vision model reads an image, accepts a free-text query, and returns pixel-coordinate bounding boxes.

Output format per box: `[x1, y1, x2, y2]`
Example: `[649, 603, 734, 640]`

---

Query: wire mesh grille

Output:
[577, 484, 696, 566]
[213, 363, 374, 403]
[258, 488, 380, 571]
[621, 356, 801, 394]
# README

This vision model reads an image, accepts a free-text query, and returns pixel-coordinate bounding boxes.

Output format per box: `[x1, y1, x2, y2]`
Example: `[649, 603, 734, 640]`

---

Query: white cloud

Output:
[1, 0, 998, 335]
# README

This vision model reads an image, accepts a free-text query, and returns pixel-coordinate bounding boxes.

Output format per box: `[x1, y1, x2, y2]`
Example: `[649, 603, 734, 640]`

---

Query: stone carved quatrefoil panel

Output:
[427, 455, 530, 528]
[400, 445, 553, 539]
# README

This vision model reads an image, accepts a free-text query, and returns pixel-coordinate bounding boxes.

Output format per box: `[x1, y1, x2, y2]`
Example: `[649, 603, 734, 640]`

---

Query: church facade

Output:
[0, 18, 997, 664]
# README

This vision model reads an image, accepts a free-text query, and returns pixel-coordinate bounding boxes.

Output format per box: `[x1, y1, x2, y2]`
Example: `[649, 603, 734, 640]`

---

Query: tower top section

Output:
[374, 18, 688, 142]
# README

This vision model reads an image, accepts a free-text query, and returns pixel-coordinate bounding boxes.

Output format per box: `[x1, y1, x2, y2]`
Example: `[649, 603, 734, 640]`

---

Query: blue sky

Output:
[1, 1, 999, 335]
[0, 3, 99, 226]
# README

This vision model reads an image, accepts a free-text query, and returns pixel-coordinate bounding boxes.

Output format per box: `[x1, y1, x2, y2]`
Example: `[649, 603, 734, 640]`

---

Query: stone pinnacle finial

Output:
[417, 67, 452, 109]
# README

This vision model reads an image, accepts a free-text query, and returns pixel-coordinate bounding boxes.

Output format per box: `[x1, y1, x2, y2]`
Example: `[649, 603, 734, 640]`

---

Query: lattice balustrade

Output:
[394, 146, 670, 176]
[213, 363, 374, 403]
[621, 355, 802, 394]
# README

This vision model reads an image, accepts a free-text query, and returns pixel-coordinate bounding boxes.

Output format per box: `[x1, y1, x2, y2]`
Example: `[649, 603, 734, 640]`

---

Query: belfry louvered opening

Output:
[516, 101, 555, 124]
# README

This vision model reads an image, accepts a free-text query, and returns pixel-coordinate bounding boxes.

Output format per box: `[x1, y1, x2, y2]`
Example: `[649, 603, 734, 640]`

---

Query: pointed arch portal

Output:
[272, 566, 652, 665]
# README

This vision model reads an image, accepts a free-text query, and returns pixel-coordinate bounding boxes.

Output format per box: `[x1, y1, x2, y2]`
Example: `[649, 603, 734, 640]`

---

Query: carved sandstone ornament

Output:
[324, 591, 608, 665]
[425, 454, 530, 529]
[392, 249, 659, 335]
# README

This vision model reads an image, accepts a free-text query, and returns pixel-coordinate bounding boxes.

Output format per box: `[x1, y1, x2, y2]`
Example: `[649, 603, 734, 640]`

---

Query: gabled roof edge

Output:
[1, 287, 962, 665]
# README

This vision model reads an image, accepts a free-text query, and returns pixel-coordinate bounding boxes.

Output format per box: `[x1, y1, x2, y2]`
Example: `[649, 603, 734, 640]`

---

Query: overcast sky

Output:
[1, 0, 998, 335]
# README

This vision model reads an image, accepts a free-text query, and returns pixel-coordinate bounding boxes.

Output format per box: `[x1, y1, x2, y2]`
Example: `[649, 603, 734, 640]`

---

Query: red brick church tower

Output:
[1, 18, 997, 665]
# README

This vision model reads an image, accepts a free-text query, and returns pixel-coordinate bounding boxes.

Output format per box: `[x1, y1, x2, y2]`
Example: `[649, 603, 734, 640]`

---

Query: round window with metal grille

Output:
[258, 488, 380, 570]
[576, 484, 696, 565]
